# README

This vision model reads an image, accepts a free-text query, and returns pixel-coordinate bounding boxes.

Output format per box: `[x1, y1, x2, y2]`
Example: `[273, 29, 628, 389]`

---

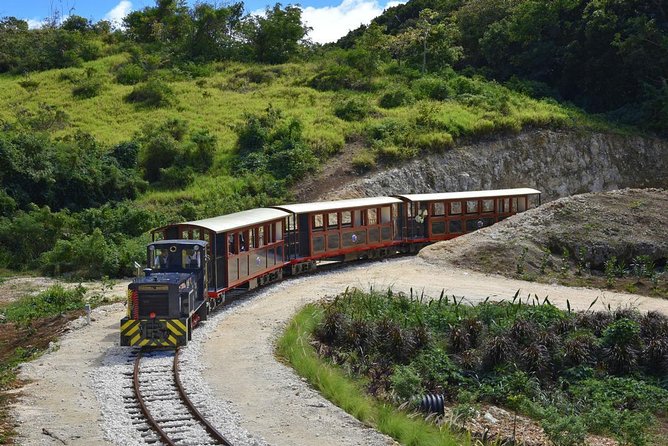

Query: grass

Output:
[275, 304, 466, 446]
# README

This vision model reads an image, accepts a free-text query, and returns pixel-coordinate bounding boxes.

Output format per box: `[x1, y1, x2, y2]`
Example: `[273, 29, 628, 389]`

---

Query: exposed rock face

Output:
[324, 130, 668, 201]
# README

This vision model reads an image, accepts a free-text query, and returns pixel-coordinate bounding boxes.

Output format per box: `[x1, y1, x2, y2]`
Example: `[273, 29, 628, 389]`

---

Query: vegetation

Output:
[0, 0, 661, 281]
[307, 288, 668, 445]
[276, 303, 467, 446]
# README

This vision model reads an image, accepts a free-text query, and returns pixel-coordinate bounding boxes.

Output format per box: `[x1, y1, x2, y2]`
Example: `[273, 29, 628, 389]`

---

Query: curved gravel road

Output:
[12, 257, 668, 445]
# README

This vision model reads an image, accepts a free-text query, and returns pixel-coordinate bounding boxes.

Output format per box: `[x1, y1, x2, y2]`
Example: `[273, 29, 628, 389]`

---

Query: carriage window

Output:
[181, 230, 190, 239]
[511, 197, 518, 212]
[248, 229, 255, 250]
[258, 226, 264, 247]
[528, 194, 539, 209]
[367, 208, 377, 225]
[153, 231, 165, 241]
[466, 200, 478, 214]
[433, 202, 445, 216]
[312, 214, 324, 231]
[275, 221, 283, 240]
[450, 202, 462, 215]
[517, 197, 527, 212]
[287, 215, 297, 231]
[353, 210, 362, 226]
[498, 198, 510, 213]
[380, 206, 391, 224]
[328, 212, 338, 228]
[228, 234, 237, 255]
[341, 211, 352, 227]
[482, 199, 494, 213]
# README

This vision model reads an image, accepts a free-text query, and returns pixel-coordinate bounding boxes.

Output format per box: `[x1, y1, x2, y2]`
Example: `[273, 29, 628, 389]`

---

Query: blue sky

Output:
[0, 0, 404, 43]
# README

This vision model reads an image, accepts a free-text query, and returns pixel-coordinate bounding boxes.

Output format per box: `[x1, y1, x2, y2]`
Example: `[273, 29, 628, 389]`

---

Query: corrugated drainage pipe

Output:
[418, 393, 445, 413]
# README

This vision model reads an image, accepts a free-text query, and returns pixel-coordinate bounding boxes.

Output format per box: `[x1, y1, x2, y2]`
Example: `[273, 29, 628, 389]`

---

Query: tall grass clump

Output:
[124, 79, 175, 108]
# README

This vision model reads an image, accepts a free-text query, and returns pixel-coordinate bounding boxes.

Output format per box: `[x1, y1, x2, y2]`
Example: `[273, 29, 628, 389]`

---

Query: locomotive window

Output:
[152, 248, 170, 270]
[341, 211, 352, 227]
[466, 200, 478, 214]
[183, 249, 200, 268]
[450, 202, 462, 215]
[368, 208, 377, 225]
[328, 212, 338, 228]
[312, 214, 324, 231]
[381, 206, 391, 224]
[482, 199, 494, 213]
[433, 202, 445, 216]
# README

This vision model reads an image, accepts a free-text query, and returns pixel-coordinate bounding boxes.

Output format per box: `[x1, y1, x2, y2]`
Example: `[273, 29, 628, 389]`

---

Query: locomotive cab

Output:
[120, 240, 210, 347]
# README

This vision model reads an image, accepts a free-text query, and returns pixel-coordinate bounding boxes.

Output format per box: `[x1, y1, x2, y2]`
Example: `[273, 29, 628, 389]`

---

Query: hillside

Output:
[420, 189, 668, 298]
[0, 0, 665, 281]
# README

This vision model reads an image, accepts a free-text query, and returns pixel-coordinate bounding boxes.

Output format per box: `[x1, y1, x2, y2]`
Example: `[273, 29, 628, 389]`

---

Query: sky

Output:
[0, 0, 405, 43]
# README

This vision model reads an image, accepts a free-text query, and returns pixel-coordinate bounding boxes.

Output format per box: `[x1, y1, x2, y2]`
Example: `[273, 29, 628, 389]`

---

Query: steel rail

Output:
[133, 350, 177, 446]
[173, 348, 233, 446]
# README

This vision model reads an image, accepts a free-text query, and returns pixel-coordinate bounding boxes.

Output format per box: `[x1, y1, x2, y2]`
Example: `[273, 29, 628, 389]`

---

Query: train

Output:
[121, 188, 541, 347]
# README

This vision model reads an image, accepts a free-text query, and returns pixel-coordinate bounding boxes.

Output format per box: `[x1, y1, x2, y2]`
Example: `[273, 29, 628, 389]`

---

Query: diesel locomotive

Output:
[121, 188, 541, 347]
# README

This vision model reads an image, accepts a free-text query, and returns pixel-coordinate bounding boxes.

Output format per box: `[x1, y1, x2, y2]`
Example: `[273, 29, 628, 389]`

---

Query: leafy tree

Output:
[245, 4, 310, 64]
[189, 2, 245, 61]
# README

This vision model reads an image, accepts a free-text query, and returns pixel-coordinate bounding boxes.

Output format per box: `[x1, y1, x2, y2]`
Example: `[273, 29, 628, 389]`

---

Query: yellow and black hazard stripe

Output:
[120, 317, 188, 347]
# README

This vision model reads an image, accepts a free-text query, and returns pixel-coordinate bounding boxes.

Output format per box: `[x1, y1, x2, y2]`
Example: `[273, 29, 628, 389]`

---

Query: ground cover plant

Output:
[309, 288, 668, 445]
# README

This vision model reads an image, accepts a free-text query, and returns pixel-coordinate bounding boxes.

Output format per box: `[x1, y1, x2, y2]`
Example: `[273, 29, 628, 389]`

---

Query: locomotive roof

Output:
[179, 208, 289, 233]
[273, 196, 402, 214]
[394, 188, 541, 202]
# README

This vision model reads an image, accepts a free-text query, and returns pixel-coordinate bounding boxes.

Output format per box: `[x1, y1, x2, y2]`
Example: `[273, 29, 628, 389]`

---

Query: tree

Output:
[189, 2, 244, 61]
[245, 4, 310, 64]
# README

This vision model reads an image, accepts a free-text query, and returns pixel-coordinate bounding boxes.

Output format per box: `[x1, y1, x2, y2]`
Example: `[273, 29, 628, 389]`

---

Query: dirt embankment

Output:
[420, 189, 667, 296]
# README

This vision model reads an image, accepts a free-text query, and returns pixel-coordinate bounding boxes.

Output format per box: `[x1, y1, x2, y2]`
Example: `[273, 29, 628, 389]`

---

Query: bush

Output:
[351, 150, 376, 172]
[72, 78, 103, 99]
[412, 76, 452, 101]
[124, 79, 174, 107]
[390, 365, 424, 400]
[333, 97, 372, 121]
[160, 165, 195, 189]
[378, 87, 414, 108]
[448, 76, 483, 96]
[415, 132, 454, 152]
[1, 285, 86, 325]
[115, 63, 147, 85]
[309, 65, 371, 91]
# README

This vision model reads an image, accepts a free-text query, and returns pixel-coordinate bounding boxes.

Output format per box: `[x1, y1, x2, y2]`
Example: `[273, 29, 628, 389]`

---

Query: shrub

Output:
[412, 76, 452, 101]
[390, 365, 423, 400]
[333, 97, 372, 121]
[124, 79, 174, 108]
[160, 165, 195, 189]
[351, 150, 376, 172]
[309, 65, 371, 91]
[448, 76, 482, 96]
[1, 285, 86, 325]
[115, 63, 147, 85]
[18, 79, 40, 92]
[72, 78, 103, 99]
[415, 132, 454, 152]
[378, 87, 414, 109]
[541, 409, 587, 446]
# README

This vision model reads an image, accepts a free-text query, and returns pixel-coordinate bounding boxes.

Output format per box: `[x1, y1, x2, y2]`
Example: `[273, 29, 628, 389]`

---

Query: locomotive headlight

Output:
[149, 312, 156, 319]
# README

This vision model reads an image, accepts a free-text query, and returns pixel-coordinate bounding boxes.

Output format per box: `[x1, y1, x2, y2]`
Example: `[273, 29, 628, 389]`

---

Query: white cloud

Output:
[104, 0, 133, 26]
[27, 18, 46, 29]
[302, 0, 406, 44]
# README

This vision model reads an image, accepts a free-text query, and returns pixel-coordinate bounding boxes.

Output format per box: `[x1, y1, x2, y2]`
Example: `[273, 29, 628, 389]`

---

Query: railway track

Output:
[131, 348, 233, 446]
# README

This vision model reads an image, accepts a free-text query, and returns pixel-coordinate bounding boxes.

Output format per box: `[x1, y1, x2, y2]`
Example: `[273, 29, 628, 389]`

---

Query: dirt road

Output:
[11, 257, 668, 445]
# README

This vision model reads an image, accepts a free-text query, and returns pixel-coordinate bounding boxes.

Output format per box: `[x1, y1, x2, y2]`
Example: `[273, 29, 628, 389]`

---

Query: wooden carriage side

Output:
[394, 188, 542, 242]
[151, 208, 289, 297]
